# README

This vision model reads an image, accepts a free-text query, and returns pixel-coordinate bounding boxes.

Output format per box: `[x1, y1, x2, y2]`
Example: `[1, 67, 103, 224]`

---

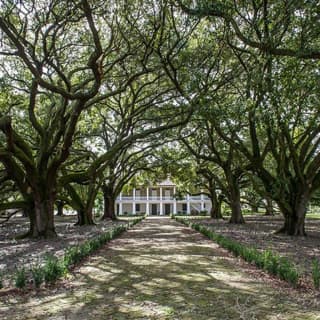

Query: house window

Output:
[136, 203, 140, 212]
[182, 203, 187, 212]
[204, 203, 206, 209]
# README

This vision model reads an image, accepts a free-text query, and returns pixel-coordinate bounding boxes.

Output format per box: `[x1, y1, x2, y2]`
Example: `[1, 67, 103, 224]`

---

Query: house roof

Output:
[157, 178, 176, 186]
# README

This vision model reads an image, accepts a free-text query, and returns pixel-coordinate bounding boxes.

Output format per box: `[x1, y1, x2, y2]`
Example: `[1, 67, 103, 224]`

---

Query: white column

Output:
[200, 190, 204, 211]
[146, 187, 149, 215]
[132, 203, 136, 215]
[146, 202, 149, 215]
[187, 194, 191, 214]
[173, 201, 177, 214]
[132, 188, 136, 214]
[119, 202, 123, 215]
[119, 192, 122, 200]
[173, 186, 176, 199]
[159, 187, 163, 215]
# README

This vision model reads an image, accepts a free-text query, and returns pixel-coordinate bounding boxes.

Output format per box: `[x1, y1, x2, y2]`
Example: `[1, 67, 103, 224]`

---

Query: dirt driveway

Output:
[0, 217, 319, 319]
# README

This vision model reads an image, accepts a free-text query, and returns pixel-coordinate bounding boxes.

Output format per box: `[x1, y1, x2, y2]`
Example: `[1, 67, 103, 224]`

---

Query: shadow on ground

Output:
[0, 218, 319, 320]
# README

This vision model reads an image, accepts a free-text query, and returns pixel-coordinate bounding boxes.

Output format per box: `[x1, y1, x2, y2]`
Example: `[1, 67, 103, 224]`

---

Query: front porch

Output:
[117, 201, 210, 216]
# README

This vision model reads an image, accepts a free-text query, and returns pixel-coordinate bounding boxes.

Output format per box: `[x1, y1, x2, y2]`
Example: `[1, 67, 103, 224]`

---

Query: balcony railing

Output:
[117, 195, 209, 201]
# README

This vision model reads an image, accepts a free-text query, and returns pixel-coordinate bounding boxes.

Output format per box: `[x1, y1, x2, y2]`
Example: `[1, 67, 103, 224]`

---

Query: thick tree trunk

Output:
[76, 207, 95, 226]
[16, 203, 36, 239]
[251, 203, 258, 214]
[22, 208, 29, 217]
[210, 192, 223, 219]
[29, 190, 57, 238]
[228, 184, 245, 224]
[276, 190, 309, 236]
[102, 188, 116, 220]
[229, 198, 245, 224]
[56, 201, 64, 216]
[264, 196, 274, 216]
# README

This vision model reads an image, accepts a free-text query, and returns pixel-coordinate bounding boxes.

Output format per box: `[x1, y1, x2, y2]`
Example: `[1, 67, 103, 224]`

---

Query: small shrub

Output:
[64, 246, 81, 267]
[31, 264, 44, 288]
[88, 238, 100, 251]
[43, 254, 64, 284]
[14, 267, 27, 289]
[312, 258, 320, 289]
[263, 250, 279, 275]
[36, 216, 144, 286]
[277, 258, 299, 286]
[199, 210, 208, 216]
[175, 217, 300, 287]
[79, 242, 92, 258]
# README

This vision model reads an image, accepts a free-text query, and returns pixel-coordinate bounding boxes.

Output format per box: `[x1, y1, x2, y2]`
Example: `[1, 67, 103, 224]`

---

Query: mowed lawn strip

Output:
[0, 217, 319, 320]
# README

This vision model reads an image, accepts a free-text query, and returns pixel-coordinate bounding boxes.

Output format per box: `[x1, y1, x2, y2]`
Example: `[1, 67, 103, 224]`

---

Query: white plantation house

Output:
[116, 178, 211, 215]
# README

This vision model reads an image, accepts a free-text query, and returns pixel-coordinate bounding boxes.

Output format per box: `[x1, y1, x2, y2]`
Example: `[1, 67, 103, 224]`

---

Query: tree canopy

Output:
[0, 0, 319, 237]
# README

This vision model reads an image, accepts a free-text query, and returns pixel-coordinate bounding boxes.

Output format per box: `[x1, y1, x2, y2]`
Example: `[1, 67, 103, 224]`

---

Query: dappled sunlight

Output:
[1, 218, 319, 319]
[199, 216, 320, 279]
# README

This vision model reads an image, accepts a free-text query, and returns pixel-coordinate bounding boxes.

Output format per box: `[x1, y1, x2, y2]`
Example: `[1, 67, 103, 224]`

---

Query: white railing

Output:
[189, 196, 201, 200]
[117, 195, 210, 201]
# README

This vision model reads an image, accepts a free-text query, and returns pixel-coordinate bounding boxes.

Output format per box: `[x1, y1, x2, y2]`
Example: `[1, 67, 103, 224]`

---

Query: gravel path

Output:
[0, 217, 319, 319]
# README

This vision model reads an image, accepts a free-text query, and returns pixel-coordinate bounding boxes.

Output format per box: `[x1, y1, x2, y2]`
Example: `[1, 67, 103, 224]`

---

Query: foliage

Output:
[175, 217, 300, 287]
[30, 263, 44, 288]
[1, 217, 145, 289]
[312, 259, 320, 290]
[14, 267, 27, 289]
[43, 254, 65, 284]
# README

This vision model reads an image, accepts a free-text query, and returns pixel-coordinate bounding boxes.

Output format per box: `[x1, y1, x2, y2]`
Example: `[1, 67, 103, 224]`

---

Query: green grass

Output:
[306, 213, 320, 219]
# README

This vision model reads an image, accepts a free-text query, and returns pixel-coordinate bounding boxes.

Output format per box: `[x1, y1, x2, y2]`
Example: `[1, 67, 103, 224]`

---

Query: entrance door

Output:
[165, 204, 171, 215]
[151, 204, 157, 215]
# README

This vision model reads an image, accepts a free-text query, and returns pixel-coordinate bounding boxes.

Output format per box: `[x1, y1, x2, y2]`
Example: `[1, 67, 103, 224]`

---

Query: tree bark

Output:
[30, 190, 57, 238]
[210, 192, 223, 219]
[75, 207, 95, 226]
[56, 201, 64, 216]
[226, 174, 245, 224]
[102, 187, 116, 220]
[264, 196, 274, 216]
[276, 190, 309, 236]
[250, 203, 259, 214]
[229, 197, 245, 224]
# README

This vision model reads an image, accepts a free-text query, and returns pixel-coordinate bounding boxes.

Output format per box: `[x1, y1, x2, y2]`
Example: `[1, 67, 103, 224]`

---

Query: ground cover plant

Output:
[1, 218, 320, 320]
[0, 0, 320, 317]
[174, 216, 320, 289]
[0, 216, 144, 290]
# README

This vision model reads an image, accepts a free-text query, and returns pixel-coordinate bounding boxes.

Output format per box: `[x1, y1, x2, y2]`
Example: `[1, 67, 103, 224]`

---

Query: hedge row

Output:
[174, 216, 301, 287]
[5, 216, 144, 290]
